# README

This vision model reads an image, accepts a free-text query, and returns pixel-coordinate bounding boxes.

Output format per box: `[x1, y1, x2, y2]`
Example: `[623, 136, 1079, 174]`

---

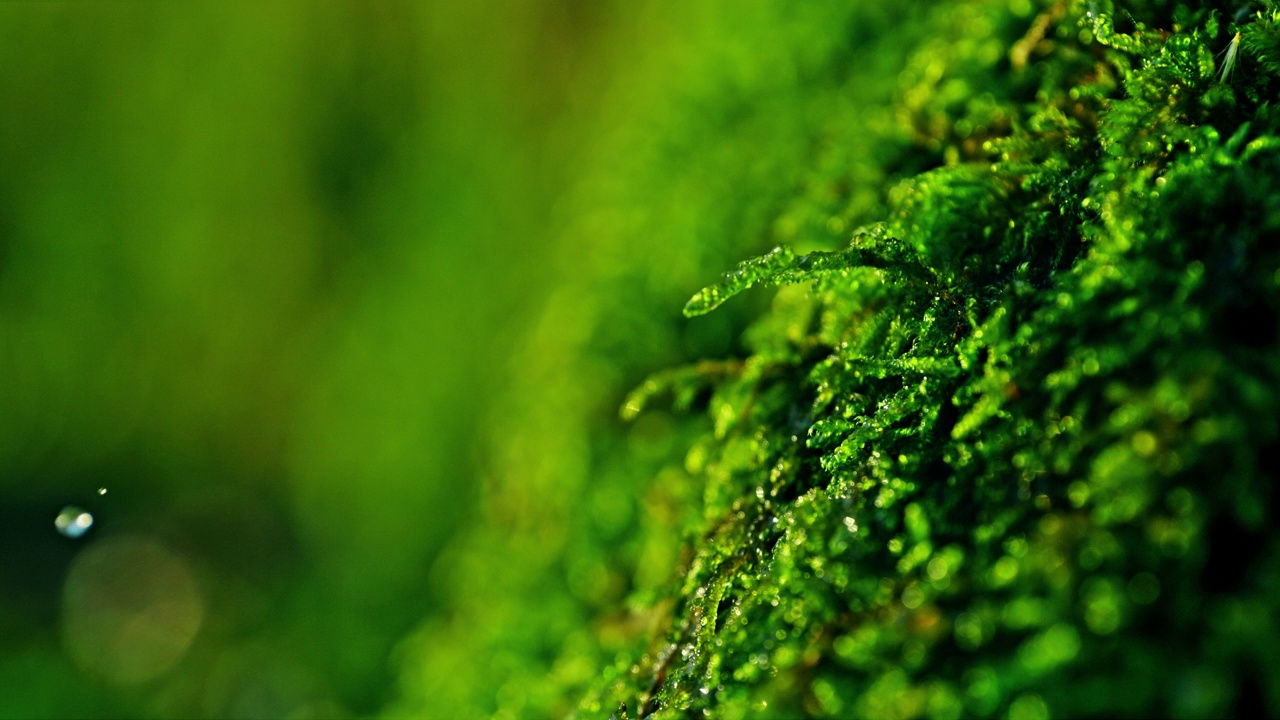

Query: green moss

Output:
[395, 1, 1280, 718]
[593, 1, 1280, 718]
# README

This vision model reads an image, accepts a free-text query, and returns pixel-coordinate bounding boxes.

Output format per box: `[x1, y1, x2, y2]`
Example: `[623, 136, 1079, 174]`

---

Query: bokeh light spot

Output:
[61, 535, 205, 685]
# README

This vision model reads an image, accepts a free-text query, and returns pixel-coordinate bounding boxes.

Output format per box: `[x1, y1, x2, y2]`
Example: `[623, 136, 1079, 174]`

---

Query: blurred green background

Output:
[0, 1, 621, 716]
[0, 1, 877, 716]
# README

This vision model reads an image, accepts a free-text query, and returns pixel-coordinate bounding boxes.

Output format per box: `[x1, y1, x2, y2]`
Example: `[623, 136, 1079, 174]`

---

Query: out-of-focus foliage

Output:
[0, 2, 614, 717]
[396, 0, 1280, 718]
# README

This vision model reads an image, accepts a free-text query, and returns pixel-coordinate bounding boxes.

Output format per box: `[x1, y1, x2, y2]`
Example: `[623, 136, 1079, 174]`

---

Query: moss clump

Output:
[594, 1, 1280, 718]
[394, 1, 1280, 718]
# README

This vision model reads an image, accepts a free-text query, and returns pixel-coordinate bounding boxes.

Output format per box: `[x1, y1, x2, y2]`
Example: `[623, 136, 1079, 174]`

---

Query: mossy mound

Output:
[397, 2, 1280, 718]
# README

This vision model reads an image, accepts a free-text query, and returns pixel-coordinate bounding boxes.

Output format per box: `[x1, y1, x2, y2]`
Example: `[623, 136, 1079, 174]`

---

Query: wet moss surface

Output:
[398, 2, 1280, 718]
[599, 2, 1280, 717]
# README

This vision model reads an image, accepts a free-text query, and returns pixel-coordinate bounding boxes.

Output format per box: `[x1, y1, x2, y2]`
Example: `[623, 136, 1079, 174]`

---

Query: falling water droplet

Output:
[55, 506, 94, 538]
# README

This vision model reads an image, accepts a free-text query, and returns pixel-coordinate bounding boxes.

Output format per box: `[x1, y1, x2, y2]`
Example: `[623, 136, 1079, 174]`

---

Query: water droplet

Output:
[98, 488, 107, 495]
[55, 506, 94, 538]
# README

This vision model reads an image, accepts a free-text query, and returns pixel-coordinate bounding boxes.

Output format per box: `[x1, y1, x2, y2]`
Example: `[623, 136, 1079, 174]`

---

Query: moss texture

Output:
[397, 2, 1280, 718]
